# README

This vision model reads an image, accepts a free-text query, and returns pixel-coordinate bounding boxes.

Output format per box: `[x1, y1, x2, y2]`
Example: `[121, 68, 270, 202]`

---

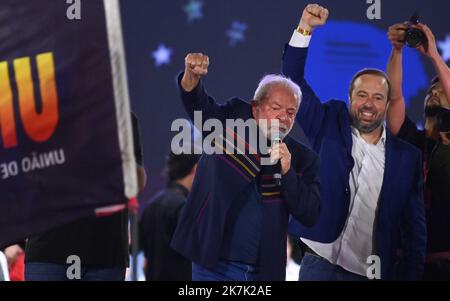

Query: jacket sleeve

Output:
[177, 72, 235, 124]
[281, 45, 326, 147]
[398, 151, 427, 280]
[280, 147, 320, 227]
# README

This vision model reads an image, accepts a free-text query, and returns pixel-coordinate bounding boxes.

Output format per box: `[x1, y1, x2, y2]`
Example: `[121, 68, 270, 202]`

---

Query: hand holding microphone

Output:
[269, 138, 292, 186]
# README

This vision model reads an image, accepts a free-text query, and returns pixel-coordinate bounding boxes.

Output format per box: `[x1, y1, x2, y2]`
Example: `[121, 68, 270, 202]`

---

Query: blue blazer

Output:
[171, 74, 320, 280]
[283, 45, 426, 280]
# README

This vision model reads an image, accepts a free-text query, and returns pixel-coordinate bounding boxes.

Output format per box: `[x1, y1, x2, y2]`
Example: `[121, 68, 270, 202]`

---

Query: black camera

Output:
[404, 13, 426, 48]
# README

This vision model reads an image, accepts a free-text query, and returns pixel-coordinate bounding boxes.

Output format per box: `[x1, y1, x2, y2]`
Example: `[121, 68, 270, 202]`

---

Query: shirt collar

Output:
[351, 125, 386, 147]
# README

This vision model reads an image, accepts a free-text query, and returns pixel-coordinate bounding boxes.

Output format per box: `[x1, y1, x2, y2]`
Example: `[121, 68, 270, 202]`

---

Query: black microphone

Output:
[273, 136, 282, 187]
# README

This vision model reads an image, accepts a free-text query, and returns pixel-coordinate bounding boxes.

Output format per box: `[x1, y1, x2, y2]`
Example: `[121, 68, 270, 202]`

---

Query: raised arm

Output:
[180, 53, 209, 92]
[281, 4, 329, 146]
[386, 23, 408, 135]
[178, 53, 234, 123]
[416, 24, 450, 106]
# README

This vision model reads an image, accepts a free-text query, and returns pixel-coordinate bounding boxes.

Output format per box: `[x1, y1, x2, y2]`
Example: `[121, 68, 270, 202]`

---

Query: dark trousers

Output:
[192, 260, 258, 281]
[25, 262, 125, 281]
[299, 254, 368, 281]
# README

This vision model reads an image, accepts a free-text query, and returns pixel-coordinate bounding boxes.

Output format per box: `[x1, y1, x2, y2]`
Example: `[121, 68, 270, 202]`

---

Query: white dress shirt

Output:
[302, 126, 386, 276]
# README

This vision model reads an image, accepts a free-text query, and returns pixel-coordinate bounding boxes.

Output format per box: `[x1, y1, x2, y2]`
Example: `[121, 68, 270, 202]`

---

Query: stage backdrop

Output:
[119, 0, 450, 206]
[0, 0, 137, 247]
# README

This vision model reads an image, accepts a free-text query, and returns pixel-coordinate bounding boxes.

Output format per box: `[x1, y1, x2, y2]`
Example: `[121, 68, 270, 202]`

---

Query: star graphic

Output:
[152, 44, 173, 67]
[226, 21, 248, 47]
[437, 34, 450, 62]
[183, 0, 203, 23]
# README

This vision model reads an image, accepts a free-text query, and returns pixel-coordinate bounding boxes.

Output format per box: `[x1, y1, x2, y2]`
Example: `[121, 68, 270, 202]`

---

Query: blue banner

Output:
[0, 0, 137, 247]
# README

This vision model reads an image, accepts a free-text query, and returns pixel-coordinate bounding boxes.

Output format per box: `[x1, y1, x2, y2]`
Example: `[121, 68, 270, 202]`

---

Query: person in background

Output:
[139, 152, 200, 281]
[24, 113, 146, 281]
[3, 243, 25, 281]
[387, 22, 450, 280]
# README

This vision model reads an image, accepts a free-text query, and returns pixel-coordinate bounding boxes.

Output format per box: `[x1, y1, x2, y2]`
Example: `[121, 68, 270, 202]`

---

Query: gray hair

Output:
[253, 74, 302, 107]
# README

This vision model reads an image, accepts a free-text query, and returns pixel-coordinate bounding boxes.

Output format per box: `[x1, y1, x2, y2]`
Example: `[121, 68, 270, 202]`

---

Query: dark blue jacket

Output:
[283, 45, 426, 280]
[171, 74, 320, 280]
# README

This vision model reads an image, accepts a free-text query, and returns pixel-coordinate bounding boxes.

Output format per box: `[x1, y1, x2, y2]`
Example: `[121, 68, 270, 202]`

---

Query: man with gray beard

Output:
[170, 52, 321, 281]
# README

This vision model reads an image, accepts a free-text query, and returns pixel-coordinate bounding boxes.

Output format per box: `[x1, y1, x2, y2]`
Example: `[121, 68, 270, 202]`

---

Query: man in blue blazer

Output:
[285, 4, 426, 281]
[171, 53, 321, 280]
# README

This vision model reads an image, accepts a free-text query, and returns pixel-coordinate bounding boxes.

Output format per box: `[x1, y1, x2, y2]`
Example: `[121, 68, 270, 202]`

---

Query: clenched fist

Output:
[298, 3, 329, 32]
[181, 53, 210, 92]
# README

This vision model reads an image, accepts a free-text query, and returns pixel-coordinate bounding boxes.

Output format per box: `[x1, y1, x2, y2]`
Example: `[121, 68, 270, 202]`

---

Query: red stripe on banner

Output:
[128, 197, 139, 215]
[95, 204, 127, 217]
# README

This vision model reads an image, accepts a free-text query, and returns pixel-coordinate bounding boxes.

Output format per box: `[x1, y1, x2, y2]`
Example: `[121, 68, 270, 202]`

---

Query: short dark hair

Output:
[349, 68, 392, 102]
[165, 152, 200, 184]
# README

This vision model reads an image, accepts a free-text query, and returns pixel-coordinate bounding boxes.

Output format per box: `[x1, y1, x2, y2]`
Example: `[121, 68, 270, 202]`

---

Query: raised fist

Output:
[181, 53, 210, 92]
[298, 3, 329, 32]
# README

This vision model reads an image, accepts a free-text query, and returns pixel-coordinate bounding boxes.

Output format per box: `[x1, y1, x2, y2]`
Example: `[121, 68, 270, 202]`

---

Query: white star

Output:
[152, 44, 173, 67]
[183, 0, 203, 23]
[437, 34, 450, 62]
[226, 21, 248, 47]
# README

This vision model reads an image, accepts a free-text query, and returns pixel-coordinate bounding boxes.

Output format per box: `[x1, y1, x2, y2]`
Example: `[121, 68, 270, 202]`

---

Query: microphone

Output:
[272, 136, 282, 187]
